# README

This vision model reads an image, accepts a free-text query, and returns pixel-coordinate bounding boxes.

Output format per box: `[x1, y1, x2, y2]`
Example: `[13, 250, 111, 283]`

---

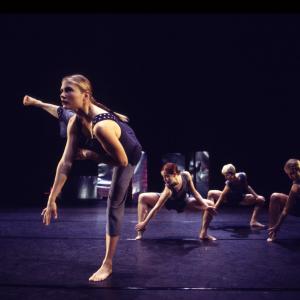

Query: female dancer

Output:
[26, 74, 142, 281]
[208, 163, 265, 227]
[268, 159, 300, 242]
[135, 162, 216, 240]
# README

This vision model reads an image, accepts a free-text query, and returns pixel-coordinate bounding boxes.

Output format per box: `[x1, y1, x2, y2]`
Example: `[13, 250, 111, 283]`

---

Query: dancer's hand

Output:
[76, 149, 101, 162]
[204, 205, 217, 215]
[41, 202, 58, 225]
[135, 221, 146, 231]
[75, 149, 87, 160]
[23, 95, 41, 107]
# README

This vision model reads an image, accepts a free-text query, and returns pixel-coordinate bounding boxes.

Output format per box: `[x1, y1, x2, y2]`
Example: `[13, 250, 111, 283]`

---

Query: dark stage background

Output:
[1, 13, 299, 206]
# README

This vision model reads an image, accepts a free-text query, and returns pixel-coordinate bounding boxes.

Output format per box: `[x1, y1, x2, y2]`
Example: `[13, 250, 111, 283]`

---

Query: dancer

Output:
[268, 159, 300, 242]
[208, 163, 265, 227]
[135, 162, 216, 240]
[25, 74, 142, 281]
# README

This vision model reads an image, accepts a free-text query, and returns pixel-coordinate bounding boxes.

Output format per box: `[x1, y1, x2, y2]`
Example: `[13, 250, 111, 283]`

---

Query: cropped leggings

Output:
[106, 163, 135, 236]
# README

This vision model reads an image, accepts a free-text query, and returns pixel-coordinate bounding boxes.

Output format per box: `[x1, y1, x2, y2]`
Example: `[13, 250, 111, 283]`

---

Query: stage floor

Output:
[1, 203, 300, 299]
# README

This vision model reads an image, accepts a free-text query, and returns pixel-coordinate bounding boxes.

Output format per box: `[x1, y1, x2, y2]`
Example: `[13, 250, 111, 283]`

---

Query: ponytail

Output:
[90, 96, 129, 123]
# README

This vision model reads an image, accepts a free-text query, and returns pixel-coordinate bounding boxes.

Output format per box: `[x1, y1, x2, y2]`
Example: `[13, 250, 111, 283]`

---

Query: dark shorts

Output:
[289, 201, 300, 217]
[164, 198, 187, 213]
[225, 192, 245, 206]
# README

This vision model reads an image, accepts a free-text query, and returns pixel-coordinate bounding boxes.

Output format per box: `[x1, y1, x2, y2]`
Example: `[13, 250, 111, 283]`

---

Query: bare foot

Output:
[250, 221, 266, 228]
[267, 232, 276, 242]
[89, 262, 112, 282]
[135, 231, 143, 240]
[199, 233, 217, 241]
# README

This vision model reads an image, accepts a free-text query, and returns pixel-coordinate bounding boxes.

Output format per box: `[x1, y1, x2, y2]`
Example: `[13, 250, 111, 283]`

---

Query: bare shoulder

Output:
[93, 120, 119, 137]
[238, 172, 247, 180]
[94, 119, 120, 130]
[291, 183, 300, 194]
[182, 171, 192, 180]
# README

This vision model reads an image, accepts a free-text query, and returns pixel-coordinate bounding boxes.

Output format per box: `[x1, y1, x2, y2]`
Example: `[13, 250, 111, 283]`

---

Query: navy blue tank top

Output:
[58, 107, 142, 165]
[165, 173, 190, 213]
[167, 172, 190, 201]
[226, 172, 248, 194]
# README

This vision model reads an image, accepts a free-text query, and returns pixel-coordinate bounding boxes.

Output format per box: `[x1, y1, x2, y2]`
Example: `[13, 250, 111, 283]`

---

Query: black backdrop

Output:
[2, 13, 299, 205]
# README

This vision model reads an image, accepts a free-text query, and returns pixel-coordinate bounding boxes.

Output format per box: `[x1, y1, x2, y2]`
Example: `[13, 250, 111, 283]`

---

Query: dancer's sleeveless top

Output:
[225, 172, 248, 204]
[165, 172, 190, 213]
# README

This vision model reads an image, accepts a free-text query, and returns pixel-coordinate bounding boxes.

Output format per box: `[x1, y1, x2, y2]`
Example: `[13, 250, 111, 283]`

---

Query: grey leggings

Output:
[106, 163, 135, 236]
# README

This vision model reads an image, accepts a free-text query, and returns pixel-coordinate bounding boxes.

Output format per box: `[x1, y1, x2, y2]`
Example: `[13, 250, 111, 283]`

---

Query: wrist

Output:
[33, 99, 43, 107]
[47, 197, 56, 205]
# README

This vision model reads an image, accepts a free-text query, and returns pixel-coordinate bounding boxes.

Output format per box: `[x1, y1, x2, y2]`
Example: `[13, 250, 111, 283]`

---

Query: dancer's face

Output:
[161, 172, 178, 186]
[285, 168, 300, 181]
[60, 81, 87, 110]
[224, 172, 236, 182]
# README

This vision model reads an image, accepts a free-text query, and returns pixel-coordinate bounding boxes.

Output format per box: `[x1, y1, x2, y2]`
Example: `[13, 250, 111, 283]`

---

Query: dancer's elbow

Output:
[58, 160, 73, 174]
[117, 156, 128, 167]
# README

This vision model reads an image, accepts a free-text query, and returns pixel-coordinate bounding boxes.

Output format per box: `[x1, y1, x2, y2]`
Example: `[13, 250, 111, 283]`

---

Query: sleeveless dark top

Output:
[226, 172, 247, 193]
[225, 172, 248, 203]
[165, 172, 190, 213]
[58, 107, 142, 165]
[91, 112, 142, 165]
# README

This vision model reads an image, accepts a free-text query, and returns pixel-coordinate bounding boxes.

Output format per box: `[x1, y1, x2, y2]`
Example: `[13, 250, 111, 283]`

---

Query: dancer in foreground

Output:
[25, 74, 142, 281]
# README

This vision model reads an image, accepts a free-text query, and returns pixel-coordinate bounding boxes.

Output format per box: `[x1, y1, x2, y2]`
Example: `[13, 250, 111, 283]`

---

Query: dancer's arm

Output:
[244, 174, 258, 199]
[183, 171, 216, 214]
[247, 185, 259, 199]
[93, 121, 128, 167]
[135, 187, 172, 231]
[23, 95, 59, 119]
[214, 186, 230, 210]
[75, 148, 102, 163]
[41, 116, 78, 225]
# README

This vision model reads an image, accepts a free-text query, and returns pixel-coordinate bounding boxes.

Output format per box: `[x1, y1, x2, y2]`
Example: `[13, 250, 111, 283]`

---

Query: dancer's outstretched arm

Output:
[247, 185, 259, 199]
[23, 95, 60, 119]
[214, 186, 230, 210]
[135, 187, 172, 231]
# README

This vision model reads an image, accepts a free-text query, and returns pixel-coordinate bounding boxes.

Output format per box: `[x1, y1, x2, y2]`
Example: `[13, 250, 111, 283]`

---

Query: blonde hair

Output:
[221, 163, 236, 175]
[284, 159, 300, 174]
[62, 74, 129, 122]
